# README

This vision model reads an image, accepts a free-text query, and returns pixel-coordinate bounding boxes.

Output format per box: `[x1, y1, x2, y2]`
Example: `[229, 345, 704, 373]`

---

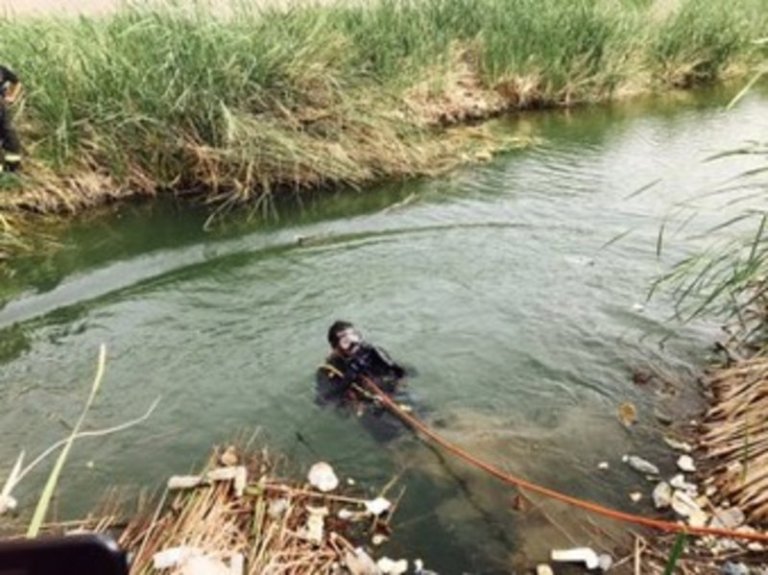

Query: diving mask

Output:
[338, 329, 362, 353]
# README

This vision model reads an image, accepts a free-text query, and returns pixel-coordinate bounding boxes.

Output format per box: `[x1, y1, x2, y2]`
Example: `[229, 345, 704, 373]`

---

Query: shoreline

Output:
[1, 0, 765, 261]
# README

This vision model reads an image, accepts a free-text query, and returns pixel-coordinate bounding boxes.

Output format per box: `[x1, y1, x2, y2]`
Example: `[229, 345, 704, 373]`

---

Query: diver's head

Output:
[328, 320, 363, 356]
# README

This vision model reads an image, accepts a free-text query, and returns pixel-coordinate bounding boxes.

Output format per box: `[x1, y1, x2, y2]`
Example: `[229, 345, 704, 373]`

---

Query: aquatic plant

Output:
[26, 345, 107, 537]
[0, 346, 160, 535]
[663, 533, 687, 575]
[653, 140, 768, 337]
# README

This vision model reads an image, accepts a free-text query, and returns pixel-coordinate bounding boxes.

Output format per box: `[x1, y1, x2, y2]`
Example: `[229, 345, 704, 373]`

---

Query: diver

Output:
[316, 320, 412, 441]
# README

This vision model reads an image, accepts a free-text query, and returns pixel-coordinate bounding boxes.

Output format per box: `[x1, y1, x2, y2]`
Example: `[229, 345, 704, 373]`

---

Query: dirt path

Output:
[0, 0, 342, 17]
[1, 0, 116, 16]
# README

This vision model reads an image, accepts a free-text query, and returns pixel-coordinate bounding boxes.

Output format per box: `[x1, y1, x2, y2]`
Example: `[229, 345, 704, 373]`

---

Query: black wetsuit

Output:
[0, 66, 21, 170]
[316, 344, 409, 442]
[316, 343, 405, 404]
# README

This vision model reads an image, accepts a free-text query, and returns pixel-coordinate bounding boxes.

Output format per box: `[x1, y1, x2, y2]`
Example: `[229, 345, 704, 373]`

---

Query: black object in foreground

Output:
[0, 534, 128, 575]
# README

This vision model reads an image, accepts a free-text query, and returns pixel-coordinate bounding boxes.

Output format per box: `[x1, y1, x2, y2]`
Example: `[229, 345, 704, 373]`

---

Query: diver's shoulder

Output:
[318, 354, 347, 377]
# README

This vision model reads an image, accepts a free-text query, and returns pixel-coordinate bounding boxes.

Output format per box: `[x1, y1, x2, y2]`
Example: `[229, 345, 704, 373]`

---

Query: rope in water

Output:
[359, 376, 768, 543]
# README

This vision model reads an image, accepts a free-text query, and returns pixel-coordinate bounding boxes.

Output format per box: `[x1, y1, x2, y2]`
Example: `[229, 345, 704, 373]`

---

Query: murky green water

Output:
[2, 87, 767, 572]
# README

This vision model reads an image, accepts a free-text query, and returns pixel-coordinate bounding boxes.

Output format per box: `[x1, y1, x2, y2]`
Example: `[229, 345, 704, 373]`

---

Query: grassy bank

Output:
[0, 0, 766, 257]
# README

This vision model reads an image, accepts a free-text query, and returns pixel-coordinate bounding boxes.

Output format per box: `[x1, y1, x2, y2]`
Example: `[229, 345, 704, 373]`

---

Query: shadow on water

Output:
[1, 181, 419, 303]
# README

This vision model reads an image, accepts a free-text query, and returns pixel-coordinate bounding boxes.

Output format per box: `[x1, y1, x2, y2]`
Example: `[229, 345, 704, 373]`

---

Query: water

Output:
[2, 87, 768, 572]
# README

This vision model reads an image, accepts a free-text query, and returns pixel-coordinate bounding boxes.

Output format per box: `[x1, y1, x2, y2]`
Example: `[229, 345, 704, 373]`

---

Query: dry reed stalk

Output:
[700, 356, 768, 523]
[107, 448, 395, 575]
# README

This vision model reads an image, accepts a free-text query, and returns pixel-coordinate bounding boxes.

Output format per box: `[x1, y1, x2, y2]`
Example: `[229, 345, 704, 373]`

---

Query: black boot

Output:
[4, 153, 20, 173]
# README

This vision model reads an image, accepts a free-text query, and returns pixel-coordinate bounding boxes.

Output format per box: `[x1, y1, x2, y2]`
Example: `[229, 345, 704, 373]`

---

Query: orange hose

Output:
[360, 376, 768, 543]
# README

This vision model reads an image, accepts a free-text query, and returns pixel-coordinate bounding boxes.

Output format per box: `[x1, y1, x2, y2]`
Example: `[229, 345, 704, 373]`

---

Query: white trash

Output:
[206, 467, 238, 482]
[622, 455, 660, 476]
[0, 494, 18, 515]
[676, 455, 696, 473]
[180, 555, 229, 575]
[671, 490, 703, 518]
[233, 466, 247, 497]
[669, 474, 698, 495]
[308, 462, 339, 493]
[298, 506, 329, 544]
[268, 498, 289, 519]
[598, 554, 613, 571]
[652, 481, 673, 509]
[167, 476, 205, 490]
[551, 547, 600, 569]
[229, 553, 244, 575]
[377, 557, 408, 575]
[344, 547, 378, 575]
[414, 559, 439, 575]
[364, 497, 392, 516]
[153, 546, 203, 569]
[372, 534, 388, 546]
[663, 436, 693, 453]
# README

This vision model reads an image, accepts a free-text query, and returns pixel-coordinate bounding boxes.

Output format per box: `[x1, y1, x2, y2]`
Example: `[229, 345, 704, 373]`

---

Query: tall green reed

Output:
[651, 0, 756, 86]
[0, 0, 764, 210]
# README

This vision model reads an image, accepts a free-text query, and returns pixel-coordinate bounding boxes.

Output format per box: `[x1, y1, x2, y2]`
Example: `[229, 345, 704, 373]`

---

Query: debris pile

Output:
[114, 447, 427, 575]
[538, 356, 768, 574]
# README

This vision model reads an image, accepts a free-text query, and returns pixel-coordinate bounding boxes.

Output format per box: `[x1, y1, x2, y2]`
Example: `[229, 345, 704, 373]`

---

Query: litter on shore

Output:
[77, 446, 422, 575]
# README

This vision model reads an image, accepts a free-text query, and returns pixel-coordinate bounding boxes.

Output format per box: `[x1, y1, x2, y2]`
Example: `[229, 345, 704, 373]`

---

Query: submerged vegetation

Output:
[0, 0, 766, 258]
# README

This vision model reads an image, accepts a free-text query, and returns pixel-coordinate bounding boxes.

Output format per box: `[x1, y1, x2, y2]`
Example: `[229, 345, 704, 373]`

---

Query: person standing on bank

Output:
[0, 65, 22, 173]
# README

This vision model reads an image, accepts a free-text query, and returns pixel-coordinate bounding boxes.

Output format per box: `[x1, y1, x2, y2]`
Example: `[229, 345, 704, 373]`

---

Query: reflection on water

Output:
[2, 88, 768, 572]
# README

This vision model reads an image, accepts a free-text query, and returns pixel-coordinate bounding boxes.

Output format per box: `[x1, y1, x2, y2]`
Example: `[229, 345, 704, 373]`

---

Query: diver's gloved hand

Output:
[347, 355, 366, 377]
[347, 345, 376, 376]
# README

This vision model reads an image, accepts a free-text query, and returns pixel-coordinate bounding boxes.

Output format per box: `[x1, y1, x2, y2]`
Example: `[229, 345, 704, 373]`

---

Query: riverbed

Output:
[1, 87, 767, 572]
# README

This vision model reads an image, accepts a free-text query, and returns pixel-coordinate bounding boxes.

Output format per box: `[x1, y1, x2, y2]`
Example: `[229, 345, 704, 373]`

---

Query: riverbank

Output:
[0, 0, 766, 260]
[2, 444, 423, 574]
[632, 354, 768, 574]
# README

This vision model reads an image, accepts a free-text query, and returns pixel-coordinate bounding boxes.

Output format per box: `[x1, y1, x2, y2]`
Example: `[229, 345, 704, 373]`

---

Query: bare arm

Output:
[1, 66, 21, 104]
[4, 81, 21, 104]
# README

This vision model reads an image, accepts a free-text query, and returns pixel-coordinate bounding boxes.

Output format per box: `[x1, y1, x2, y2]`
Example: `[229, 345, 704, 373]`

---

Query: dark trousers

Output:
[0, 102, 21, 170]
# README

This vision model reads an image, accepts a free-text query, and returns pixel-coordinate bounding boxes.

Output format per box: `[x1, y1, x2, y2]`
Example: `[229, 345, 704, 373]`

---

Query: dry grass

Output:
[108, 446, 402, 575]
[700, 356, 768, 523]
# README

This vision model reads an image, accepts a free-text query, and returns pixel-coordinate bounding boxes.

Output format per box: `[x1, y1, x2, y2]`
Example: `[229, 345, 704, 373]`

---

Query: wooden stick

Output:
[634, 535, 645, 575]
[258, 484, 370, 506]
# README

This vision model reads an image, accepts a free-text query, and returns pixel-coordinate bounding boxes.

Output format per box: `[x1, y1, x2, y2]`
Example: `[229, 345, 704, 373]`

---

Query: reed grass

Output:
[653, 141, 768, 336]
[26, 345, 107, 538]
[700, 356, 768, 523]
[0, 0, 766, 257]
[651, 0, 756, 87]
[0, 344, 161, 537]
[117, 446, 401, 575]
